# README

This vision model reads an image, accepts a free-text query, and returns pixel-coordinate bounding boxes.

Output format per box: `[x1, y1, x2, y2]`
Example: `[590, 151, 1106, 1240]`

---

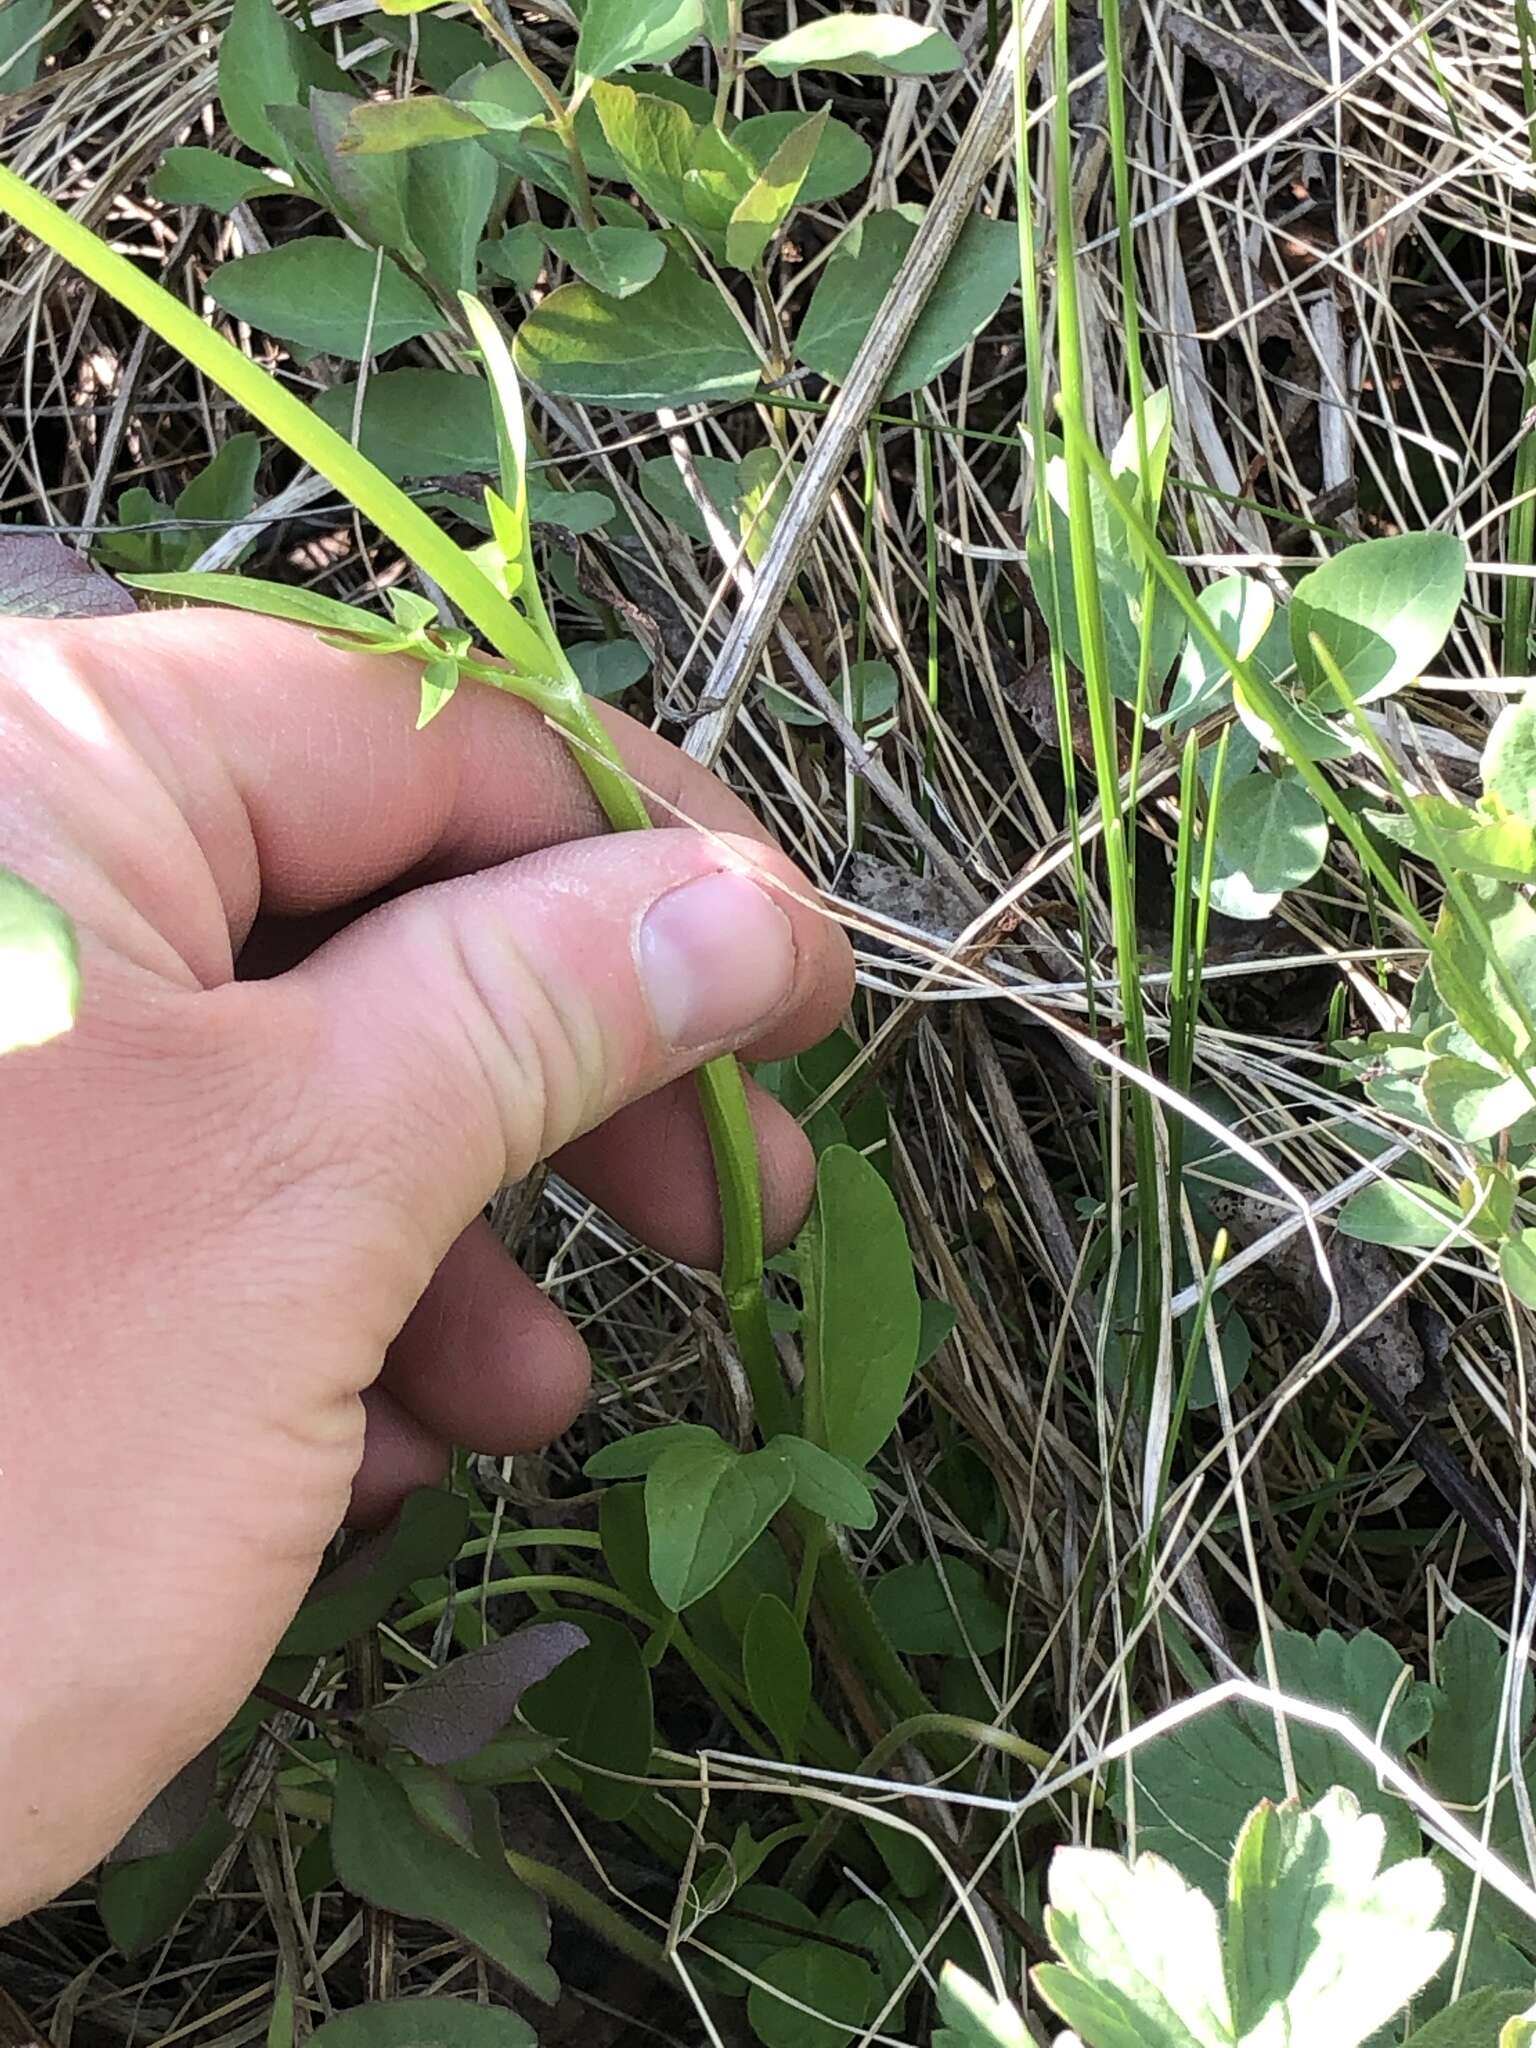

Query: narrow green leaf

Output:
[1291, 532, 1469, 709]
[575, 0, 704, 84]
[207, 239, 444, 359]
[743, 1593, 810, 1757]
[802, 1143, 920, 1468]
[643, 1440, 792, 1610]
[124, 570, 391, 638]
[726, 108, 827, 268]
[751, 13, 963, 77]
[279, 1488, 470, 1654]
[0, 869, 79, 1058]
[339, 94, 489, 153]
[331, 1759, 556, 1999]
[149, 148, 285, 213]
[514, 255, 762, 411]
[307, 2003, 536, 2048]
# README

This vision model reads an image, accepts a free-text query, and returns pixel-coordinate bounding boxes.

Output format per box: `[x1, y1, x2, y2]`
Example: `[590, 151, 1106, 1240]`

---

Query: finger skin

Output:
[0, 609, 776, 983]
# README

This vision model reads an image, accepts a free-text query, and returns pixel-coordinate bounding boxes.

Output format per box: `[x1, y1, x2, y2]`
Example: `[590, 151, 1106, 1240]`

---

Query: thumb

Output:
[266, 826, 850, 1292]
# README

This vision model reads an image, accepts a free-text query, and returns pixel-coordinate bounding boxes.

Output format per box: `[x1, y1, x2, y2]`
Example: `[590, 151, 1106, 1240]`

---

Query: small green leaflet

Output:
[1501, 1230, 1536, 1308]
[801, 1143, 921, 1468]
[587, 1421, 723, 1479]
[207, 239, 444, 360]
[748, 1944, 879, 2048]
[643, 1439, 793, 1611]
[0, 869, 79, 1057]
[98, 1809, 234, 1958]
[869, 1558, 1007, 1657]
[763, 1434, 876, 1527]
[1336, 1178, 1465, 1250]
[312, 370, 499, 481]
[219, 0, 348, 171]
[733, 111, 872, 207]
[935, 1967, 1033, 2048]
[750, 13, 964, 77]
[568, 638, 650, 699]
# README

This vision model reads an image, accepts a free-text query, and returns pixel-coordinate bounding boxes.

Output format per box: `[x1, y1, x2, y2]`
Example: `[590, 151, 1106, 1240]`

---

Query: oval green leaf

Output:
[312, 369, 499, 480]
[308, 2002, 536, 2048]
[575, 0, 704, 83]
[514, 255, 762, 411]
[1290, 532, 1468, 709]
[643, 1440, 793, 1611]
[750, 13, 963, 77]
[207, 239, 444, 360]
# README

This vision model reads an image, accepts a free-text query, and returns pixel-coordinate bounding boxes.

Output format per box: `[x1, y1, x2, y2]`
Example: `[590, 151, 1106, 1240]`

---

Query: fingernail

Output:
[638, 869, 797, 1052]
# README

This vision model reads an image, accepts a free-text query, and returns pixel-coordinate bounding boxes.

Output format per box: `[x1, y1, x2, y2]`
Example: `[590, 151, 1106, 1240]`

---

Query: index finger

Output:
[13, 606, 774, 943]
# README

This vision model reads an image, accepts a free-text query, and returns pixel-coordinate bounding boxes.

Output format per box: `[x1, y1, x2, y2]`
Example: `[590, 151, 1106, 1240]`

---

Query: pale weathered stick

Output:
[683, 2, 1054, 767]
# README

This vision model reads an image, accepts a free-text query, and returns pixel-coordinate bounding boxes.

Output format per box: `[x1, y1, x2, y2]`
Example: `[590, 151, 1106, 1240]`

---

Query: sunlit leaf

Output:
[544, 224, 666, 298]
[1291, 532, 1468, 709]
[726, 108, 827, 269]
[643, 1440, 792, 1611]
[575, 0, 704, 85]
[751, 13, 963, 77]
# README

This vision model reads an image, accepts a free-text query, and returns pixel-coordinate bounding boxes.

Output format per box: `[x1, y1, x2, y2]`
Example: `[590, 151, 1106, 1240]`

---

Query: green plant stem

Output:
[463, 0, 599, 230]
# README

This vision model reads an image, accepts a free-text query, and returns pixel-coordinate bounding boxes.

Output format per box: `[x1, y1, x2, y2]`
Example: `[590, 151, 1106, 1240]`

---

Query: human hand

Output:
[0, 609, 852, 1918]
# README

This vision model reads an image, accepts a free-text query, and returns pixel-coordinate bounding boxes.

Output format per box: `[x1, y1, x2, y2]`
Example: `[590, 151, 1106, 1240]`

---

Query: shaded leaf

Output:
[751, 13, 963, 77]
[110, 1747, 218, 1863]
[312, 370, 498, 480]
[638, 451, 740, 538]
[1336, 1178, 1464, 1250]
[801, 1143, 920, 1468]
[521, 1612, 653, 1821]
[479, 224, 545, 289]
[797, 207, 1019, 400]
[219, 0, 346, 168]
[869, 1558, 1006, 1657]
[0, 0, 52, 87]
[1209, 770, 1328, 916]
[367, 1622, 587, 1763]
[748, 1943, 879, 2048]
[308, 2003, 536, 2048]
[575, 0, 704, 83]
[1427, 1607, 1533, 1818]
[208, 240, 443, 359]
[514, 255, 762, 411]
[280, 1488, 470, 1655]
[98, 1809, 233, 1958]
[568, 637, 650, 699]
[0, 869, 79, 1056]
[149, 148, 285, 212]
[1405, 1991, 1536, 2046]
[765, 1435, 876, 1528]
[406, 135, 498, 294]
[545, 224, 666, 298]
[743, 1593, 810, 1757]
[307, 88, 420, 260]
[331, 1760, 556, 1998]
